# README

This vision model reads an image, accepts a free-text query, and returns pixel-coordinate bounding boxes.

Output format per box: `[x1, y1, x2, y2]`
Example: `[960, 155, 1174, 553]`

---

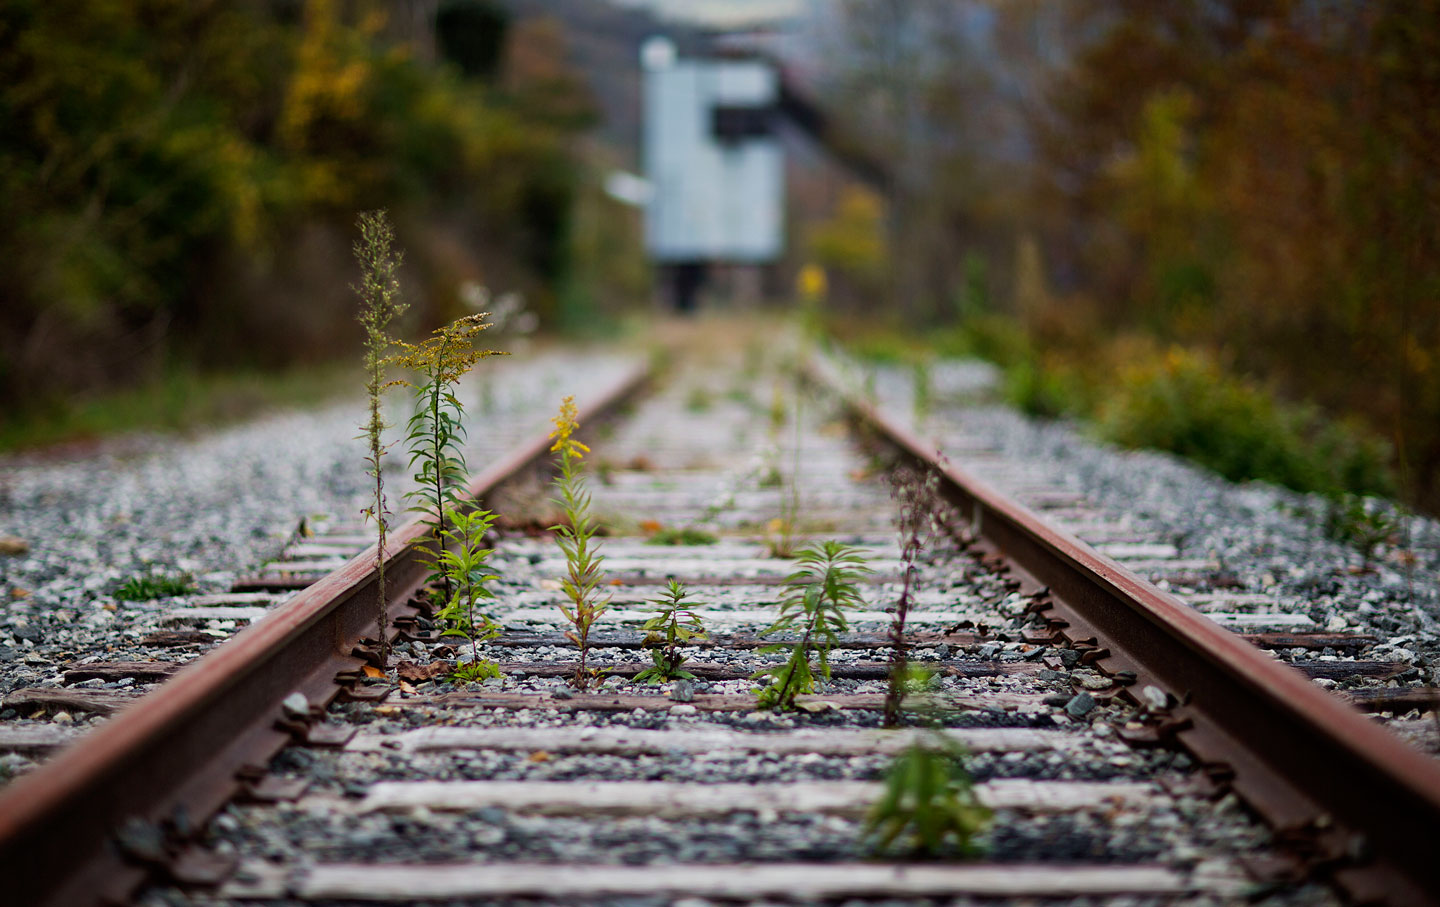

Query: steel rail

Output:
[0, 363, 650, 907]
[809, 357, 1440, 907]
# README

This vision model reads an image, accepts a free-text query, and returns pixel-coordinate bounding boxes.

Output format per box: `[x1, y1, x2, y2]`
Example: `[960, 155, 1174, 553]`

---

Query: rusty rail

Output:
[809, 356, 1440, 907]
[0, 363, 650, 907]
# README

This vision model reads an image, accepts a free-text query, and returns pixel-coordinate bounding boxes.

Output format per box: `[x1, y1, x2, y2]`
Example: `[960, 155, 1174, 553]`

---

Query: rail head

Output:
[0, 361, 651, 907]
[807, 354, 1440, 907]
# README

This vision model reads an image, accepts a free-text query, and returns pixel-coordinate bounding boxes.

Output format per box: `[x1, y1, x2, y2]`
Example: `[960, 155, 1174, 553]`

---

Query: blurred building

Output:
[641, 37, 784, 310]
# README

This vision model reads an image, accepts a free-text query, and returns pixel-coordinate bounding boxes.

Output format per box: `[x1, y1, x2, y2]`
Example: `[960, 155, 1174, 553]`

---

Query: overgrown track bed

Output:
[1, 337, 1417, 906]
[120, 346, 1340, 907]
[814, 356, 1440, 905]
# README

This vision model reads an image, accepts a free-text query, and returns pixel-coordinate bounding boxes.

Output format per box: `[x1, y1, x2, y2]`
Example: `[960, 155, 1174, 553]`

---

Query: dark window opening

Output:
[712, 105, 774, 142]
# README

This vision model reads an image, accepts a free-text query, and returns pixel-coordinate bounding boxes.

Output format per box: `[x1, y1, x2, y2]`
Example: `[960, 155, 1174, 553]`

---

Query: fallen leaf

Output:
[609, 578, 624, 586]
[398, 680, 417, 695]
[396, 660, 450, 683]
[0, 537, 29, 556]
[640, 519, 664, 533]
[363, 666, 385, 679]
[527, 750, 551, 763]
[373, 705, 401, 717]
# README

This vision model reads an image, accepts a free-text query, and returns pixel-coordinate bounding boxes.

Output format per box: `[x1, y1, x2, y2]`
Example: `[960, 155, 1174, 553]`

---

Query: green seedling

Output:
[647, 526, 718, 546]
[115, 572, 195, 601]
[752, 541, 870, 710]
[392, 314, 501, 602]
[549, 396, 610, 688]
[634, 579, 708, 683]
[354, 210, 409, 665]
[450, 660, 503, 683]
[435, 507, 502, 680]
[865, 732, 990, 857]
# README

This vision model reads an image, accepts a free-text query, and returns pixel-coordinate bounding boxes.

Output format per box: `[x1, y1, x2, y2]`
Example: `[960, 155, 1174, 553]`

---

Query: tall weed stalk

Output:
[884, 464, 940, 726]
[354, 210, 408, 665]
[392, 314, 501, 601]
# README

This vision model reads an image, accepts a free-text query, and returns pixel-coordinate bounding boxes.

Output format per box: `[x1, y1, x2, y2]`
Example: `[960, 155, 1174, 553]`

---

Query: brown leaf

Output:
[0, 537, 29, 556]
[395, 660, 450, 683]
[363, 666, 386, 679]
[527, 750, 551, 763]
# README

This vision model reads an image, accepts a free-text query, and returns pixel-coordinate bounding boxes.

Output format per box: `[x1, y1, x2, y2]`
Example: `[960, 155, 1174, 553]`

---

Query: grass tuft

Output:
[115, 572, 196, 601]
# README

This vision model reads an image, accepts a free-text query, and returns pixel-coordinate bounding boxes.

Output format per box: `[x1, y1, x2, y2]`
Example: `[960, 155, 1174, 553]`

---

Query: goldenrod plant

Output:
[354, 210, 409, 666]
[549, 396, 610, 688]
[634, 579, 708, 684]
[435, 507, 503, 682]
[865, 732, 990, 857]
[752, 541, 870, 710]
[391, 313, 502, 602]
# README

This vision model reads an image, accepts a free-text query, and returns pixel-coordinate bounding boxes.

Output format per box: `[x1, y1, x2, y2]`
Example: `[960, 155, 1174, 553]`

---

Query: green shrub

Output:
[1095, 349, 1393, 497]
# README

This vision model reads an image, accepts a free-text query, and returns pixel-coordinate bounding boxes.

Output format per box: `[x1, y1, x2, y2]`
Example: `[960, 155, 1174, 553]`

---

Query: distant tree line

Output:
[816, 0, 1440, 511]
[0, 0, 593, 414]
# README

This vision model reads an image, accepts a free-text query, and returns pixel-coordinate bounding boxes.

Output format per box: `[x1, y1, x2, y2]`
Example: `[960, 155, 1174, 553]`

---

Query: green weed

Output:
[354, 210, 409, 666]
[864, 733, 990, 857]
[752, 541, 870, 710]
[647, 527, 718, 546]
[393, 314, 501, 602]
[115, 572, 196, 601]
[549, 396, 610, 688]
[434, 507, 502, 677]
[634, 579, 708, 684]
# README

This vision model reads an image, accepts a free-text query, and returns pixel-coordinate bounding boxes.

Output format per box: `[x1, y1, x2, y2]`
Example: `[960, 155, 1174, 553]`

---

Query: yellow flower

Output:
[798, 264, 828, 301]
[549, 395, 589, 458]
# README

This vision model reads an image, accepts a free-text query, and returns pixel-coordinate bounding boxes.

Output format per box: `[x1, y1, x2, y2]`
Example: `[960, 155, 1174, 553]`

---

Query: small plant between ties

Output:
[864, 731, 990, 857]
[115, 572, 196, 601]
[634, 579, 708, 684]
[549, 396, 610, 688]
[354, 209, 409, 667]
[435, 507, 503, 682]
[391, 313, 502, 603]
[752, 541, 870, 711]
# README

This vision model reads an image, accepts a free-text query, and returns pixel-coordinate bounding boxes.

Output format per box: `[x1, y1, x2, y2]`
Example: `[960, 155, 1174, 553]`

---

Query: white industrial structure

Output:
[641, 37, 784, 309]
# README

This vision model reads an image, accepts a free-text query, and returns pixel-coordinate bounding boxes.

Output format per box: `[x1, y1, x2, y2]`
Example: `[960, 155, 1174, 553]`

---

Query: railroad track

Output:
[0, 331, 1437, 905]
